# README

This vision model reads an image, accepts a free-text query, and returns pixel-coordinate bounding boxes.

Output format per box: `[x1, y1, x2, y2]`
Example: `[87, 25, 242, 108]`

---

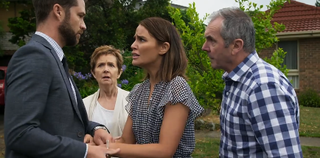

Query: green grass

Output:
[193, 138, 320, 158]
[302, 146, 320, 158]
[299, 106, 320, 137]
[199, 106, 320, 138]
[192, 137, 220, 158]
[192, 106, 320, 157]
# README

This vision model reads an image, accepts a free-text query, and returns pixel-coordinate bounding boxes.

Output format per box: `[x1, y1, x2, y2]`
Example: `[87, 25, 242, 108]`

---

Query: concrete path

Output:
[195, 131, 320, 147]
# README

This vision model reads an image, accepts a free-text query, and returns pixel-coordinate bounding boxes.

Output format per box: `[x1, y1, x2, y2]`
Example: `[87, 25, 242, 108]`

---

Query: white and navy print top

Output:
[126, 76, 204, 158]
[220, 52, 302, 158]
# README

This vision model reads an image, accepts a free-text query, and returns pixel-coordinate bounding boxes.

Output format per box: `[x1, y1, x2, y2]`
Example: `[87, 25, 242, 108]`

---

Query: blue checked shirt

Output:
[220, 52, 302, 158]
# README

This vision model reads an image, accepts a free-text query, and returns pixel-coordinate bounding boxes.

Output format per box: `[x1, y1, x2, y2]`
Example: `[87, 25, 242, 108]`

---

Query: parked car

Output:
[0, 66, 7, 106]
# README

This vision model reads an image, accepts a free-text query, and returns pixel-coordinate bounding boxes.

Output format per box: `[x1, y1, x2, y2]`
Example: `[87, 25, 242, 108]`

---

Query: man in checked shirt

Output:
[202, 7, 302, 158]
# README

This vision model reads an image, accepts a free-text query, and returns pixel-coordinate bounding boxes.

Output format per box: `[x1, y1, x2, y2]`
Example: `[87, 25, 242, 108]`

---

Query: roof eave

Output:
[277, 30, 320, 39]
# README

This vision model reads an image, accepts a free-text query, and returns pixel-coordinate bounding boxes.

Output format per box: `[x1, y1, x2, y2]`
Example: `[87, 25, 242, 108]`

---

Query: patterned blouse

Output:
[126, 76, 204, 157]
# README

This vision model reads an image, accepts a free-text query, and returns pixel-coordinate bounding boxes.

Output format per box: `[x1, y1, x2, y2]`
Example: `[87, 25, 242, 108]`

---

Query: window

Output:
[278, 41, 299, 89]
[287, 75, 299, 90]
[279, 41, 298, 69]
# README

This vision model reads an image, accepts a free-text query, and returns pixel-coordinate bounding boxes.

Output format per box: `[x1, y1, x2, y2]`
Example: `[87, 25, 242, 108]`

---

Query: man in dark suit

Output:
[4, 0, 120, 157]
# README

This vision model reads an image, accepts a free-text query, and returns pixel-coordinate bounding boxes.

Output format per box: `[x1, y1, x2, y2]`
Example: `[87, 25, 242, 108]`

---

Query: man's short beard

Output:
[58, 12, 77, 46]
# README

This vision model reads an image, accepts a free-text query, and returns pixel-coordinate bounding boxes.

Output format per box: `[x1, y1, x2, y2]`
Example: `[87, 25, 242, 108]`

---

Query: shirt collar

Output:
[35, 31, 64, 61]
[223, 51, 259, 82]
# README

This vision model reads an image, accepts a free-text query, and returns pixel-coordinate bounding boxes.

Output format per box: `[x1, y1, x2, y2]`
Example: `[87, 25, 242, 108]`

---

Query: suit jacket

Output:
[4, 34, 100, 158]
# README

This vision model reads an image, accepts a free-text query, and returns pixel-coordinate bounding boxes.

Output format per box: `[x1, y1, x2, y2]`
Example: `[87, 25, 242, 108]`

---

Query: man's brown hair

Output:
[32, 0, 79, 24]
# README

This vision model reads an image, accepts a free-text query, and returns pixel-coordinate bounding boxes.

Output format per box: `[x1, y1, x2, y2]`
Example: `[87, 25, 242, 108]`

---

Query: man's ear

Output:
[231, 39, 244, 55]
[53, 4, 64, 21]
[159, 42, 170, 55]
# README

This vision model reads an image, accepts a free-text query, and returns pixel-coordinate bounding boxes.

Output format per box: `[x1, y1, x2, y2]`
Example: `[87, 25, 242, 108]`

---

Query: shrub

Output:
[169, 1, 289, 114]
[298, 89, 320, 108]
[168, 4, 223, 114]
[79, 80, 99, 98]
[72, 72, 98, 98]
[263, 48, 288, 76]
[72, 50, 145, 98]
[186, 65, 223, 113]
[118, 50, 144, 91]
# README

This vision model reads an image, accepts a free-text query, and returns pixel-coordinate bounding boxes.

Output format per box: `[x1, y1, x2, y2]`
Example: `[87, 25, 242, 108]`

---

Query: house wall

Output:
[299, 37, 320, 93]
[260, 37, 320, 94]
[259, 44, 276, 59]
[0, 2, 32, 65]
[0, 2, 31, 31]
[1, 32, 19, 51]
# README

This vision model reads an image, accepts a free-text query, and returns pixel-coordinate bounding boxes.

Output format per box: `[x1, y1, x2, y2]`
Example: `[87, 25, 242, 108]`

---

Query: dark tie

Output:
[62, 56, 89, 126]
[62, 56, 76, 102]
[62, 56, 71, 79]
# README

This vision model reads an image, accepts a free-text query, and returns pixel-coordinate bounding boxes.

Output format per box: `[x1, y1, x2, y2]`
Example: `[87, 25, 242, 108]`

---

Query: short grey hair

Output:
[208, 7, 256, 53]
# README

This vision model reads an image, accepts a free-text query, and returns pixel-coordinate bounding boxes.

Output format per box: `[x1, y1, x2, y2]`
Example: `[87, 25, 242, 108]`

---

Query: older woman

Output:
[83, 45, 129, 137]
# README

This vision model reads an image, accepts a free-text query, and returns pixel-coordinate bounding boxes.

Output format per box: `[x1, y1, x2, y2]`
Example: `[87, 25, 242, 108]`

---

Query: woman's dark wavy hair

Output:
[139, 17, 188, 82]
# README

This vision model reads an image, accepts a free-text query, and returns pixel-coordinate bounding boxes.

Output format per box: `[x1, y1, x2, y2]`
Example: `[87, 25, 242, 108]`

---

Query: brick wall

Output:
[259, 44, 277, 59]
[0, 32, 19, 52]
[260, 37, 320, 94]
[0, 32, 32, 53]
[299, 37, 320, 93]
[0, 32, 32, 66]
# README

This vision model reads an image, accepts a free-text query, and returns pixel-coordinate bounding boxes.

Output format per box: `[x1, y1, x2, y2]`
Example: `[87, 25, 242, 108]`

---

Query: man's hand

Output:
[86, 145, 120, 158]
[84, 134, 95, 145]
[93, 129, 114, 146]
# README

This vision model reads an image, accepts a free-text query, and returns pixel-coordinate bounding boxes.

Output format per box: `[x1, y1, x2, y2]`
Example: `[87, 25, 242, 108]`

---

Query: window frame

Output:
[277, 39, 299, 89]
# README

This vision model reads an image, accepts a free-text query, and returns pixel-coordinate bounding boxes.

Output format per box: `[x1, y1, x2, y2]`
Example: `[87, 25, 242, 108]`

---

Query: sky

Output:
[170, 0, 317, 22]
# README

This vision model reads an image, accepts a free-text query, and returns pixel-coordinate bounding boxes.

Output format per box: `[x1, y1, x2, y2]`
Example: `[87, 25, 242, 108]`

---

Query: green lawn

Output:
[193, 138, 320, 158]
[299, 106, 320, 137]
[192, 138, 220, 158]
[0, 107, 318, 158]
[199, 106, 320, 138]
[193, 106, 320, 157]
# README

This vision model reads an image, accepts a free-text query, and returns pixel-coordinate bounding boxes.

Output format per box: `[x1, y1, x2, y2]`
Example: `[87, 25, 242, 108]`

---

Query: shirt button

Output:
[226, 92, 229, 96]
[77, 132, 84, 138]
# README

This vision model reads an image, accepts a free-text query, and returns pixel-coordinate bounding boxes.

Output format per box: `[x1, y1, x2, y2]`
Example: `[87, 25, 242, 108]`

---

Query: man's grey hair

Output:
[208, 7, 256, 53]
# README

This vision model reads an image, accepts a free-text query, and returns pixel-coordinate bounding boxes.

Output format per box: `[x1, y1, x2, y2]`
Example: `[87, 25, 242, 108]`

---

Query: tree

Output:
[136, 0, 171, 21]
[80, 0, 171, 52]
[0, 0, 10, 56]
[78, 0, 171, 72]
[0, 0, 9, 9]
[316, 0, 320, 7]
[6, 0, 172, 72]
[237, 0, 289, 75]
[7, 8, 36, 47]
[0, 21, 5, 56]
[169, 0, 289, 113]
[169, 3, 224, 112]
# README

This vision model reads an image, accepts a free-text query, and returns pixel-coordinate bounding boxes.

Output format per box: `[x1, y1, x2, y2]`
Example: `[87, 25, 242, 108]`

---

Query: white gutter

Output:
[277, 30, 320, 39]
